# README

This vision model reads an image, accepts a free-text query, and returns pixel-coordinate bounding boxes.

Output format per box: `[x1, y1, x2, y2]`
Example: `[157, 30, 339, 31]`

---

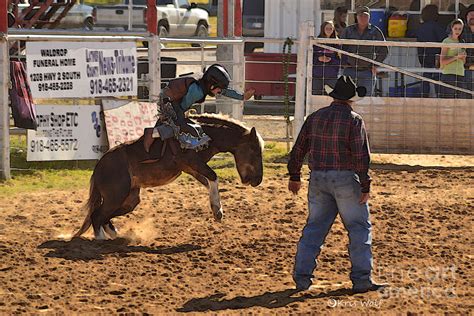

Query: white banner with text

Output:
[27, 105, 109, 161]
[26, 42, 137, 99]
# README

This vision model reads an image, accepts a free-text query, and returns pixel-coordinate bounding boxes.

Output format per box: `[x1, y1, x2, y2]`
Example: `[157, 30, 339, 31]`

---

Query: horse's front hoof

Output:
[212, 206, 223, 222]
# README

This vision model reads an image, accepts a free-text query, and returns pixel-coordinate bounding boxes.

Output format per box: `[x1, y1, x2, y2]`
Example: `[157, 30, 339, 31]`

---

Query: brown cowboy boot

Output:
[143, 128, 155, 153]
[141, 139, 174, 164]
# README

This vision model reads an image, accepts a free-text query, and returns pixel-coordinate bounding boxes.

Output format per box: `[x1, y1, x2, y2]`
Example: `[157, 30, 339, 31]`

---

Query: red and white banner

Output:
[102, 100, 158, 149]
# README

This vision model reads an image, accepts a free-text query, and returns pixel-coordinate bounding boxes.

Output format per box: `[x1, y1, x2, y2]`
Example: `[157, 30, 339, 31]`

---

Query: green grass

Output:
[1, 137, 290, 196]
[0, 169, 93, 196]
[1, 136, 98, 196]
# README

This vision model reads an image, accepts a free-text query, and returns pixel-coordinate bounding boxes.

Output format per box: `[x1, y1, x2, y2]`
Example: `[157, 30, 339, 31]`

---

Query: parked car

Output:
[58, 2, 96, 30]
[95, 0, 209, 39]
[11, 0, 96, 30]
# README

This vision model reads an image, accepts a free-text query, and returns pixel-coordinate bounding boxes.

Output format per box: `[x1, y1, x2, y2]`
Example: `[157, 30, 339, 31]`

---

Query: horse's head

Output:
[233, 127, 264, 187]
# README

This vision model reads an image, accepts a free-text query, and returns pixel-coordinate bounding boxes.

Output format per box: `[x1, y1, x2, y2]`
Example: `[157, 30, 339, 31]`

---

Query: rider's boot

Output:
[177, 133, 211, 151]
[142, 124, 175, 162]
[143, 128, 155, 153]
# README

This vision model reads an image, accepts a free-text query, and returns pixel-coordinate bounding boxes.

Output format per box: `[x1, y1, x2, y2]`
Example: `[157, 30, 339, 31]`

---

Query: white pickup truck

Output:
[95, 0, 209, 38]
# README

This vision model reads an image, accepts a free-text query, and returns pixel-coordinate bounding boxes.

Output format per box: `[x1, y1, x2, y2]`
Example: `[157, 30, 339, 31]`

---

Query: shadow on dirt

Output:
[38, 237, 202, 261]
[177, 288, 355, 312]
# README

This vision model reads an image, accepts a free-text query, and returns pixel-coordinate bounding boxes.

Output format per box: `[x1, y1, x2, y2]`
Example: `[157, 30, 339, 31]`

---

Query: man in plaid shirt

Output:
[288, 76, 386, 293]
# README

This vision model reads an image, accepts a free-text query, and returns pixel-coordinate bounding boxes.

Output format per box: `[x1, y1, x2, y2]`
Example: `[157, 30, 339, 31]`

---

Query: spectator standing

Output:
[340, 6, 388, 96]
[312, 21, 340, 95]
[461, 7, 474, 98]
[460, 4, 474, 25]
[333, 6, 348, 36]
[406, 0, 422, 38]
[440, 19, 467, 99]
[416, 4, 447, 98]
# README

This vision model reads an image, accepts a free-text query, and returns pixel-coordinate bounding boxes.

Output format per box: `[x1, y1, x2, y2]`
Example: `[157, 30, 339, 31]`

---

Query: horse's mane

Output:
[190, 113, 264, 151]
[190, 113, 249, 132]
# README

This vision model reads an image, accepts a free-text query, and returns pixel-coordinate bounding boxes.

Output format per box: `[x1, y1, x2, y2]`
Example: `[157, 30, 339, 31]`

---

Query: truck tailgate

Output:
[95, 5, 146, 29]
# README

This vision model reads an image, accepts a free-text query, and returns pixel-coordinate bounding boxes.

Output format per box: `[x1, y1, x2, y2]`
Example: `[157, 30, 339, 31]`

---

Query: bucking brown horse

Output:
[74, 114, 264, 240]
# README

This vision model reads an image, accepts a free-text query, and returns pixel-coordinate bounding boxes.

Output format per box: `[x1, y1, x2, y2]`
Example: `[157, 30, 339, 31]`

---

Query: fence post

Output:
[231, 0, 243, 121]
[293, 21, 314, 143]
[216, 0, 235, 116]
[146, 0, 157, 35]
[148, 35, 161, 104]
[232, 40, 244, 121]
[0, 35, 10, 180]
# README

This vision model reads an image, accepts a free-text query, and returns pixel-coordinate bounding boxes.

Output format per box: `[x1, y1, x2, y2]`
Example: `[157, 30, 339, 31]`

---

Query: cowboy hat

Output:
[325, 75, 367, 101]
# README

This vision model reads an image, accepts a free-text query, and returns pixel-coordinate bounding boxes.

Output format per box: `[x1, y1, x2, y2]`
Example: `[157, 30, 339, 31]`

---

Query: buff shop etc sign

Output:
[27, 105, 108, 161]
[26, 42, 137, 98]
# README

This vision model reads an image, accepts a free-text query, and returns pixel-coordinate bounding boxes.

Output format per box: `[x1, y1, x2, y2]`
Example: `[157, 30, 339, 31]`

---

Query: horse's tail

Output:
[73, 173, 102, 238]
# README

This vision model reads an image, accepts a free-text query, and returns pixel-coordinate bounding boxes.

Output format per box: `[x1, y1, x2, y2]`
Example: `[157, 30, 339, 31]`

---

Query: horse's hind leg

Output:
[113, 188, 141, 217]
[91, 202, 118, 240]
[91, 198, 127, 240]
[103, 221, 118, 239]
[89, 147, 132, 240]
[102, 188, 141, 239]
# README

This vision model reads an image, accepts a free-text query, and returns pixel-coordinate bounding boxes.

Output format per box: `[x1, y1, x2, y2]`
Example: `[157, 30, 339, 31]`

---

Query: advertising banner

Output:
[102, 100, 157, 149]
[27, 105, 108, 161]
[26, 42, 137, 98]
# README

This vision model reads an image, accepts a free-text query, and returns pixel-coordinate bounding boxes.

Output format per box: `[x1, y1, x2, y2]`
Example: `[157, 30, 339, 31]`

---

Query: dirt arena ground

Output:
[0, 150, 473, 314]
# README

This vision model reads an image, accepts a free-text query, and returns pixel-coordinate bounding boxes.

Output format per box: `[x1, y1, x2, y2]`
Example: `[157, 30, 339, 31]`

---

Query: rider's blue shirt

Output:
[179, 83, 245, 111]
[221, 88, 244, 101]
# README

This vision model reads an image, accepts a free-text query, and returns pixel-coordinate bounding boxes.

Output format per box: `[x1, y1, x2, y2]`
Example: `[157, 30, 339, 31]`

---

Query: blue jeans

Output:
[465, 70, 473, 99]
[293, 170, 373, 289]
[440, 74, 468, 99]
[421, 72, 441, 98]
[343, 68, 375, 96]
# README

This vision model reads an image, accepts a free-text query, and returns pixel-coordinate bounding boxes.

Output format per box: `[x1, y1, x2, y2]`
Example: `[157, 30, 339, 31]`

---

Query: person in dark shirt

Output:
[340, 6, 388, 96]
[462, 9, 474, 98]
[333, 6, 348, 36]
[416, 4, 447, 98]
[312, 21, 340, 95]
[288, 75, 386, 293]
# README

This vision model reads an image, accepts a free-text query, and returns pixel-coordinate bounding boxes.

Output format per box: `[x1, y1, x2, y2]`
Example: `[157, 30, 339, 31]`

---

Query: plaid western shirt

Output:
[288, 101, 372, 192]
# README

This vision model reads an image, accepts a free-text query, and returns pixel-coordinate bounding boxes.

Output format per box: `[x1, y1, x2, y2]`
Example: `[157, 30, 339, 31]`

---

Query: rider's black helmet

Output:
[201, 64, 231, 94]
